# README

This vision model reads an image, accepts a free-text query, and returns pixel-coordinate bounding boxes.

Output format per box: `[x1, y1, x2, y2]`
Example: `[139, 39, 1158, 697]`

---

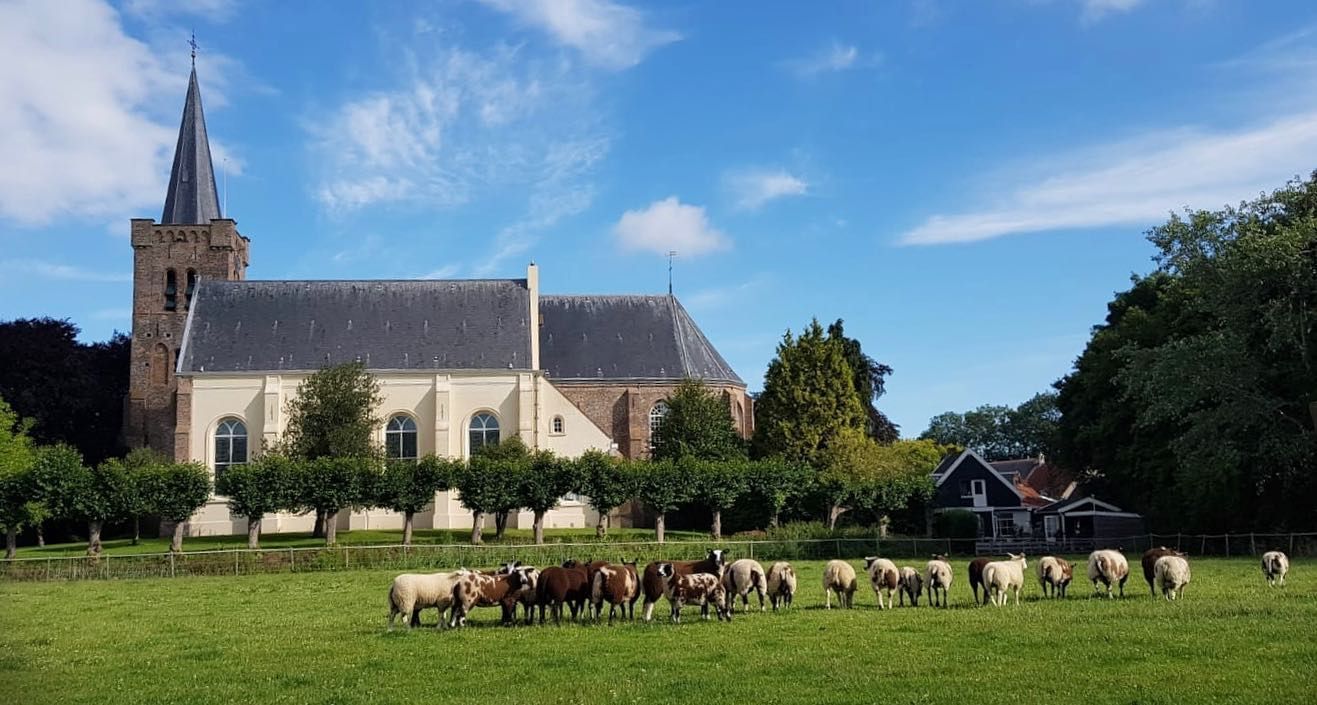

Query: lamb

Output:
[766, 561, 797, 610]
[656, 562, 731, 623]
[925, 556, 953, 608]
[968, 557, 991, 606]
[590, 561, 639, 623]
[1153, 555, 1191, 600]
[1141, 547, 1182, 597]
[822, 560, 858, 609]
[722, 559, 768, 612]
[641, 549, 727, 622]
[386, 569, 470, 630]
[1087, 549, 1130, 599]
[898, 566, 923, 607]
[1262, 551, 1290, 587]
[982, 553, 1028, 607]
[1037, 556, 1073, 599]
[864, 556, 900, 610]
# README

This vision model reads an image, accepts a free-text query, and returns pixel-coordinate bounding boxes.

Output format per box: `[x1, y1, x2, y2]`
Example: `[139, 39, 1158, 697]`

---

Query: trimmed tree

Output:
[746, 458, 809, 529]
[70, 455, 133, 555]
[651, 379, 746, 462]
[216, 454, 298, 549]
[0, 396, 37, 559]
[470, 436, 531, 540]
[27, 442, 86, 547]
[694, 459, 748, 540]
[376, 455, 456, 546]
[120, 447, 168, 545]
[517, 450, 579, 545]
[296, 456, 374, 546]
[146, 462, 212, 552]
[575, 449, 635, 538]
[635, 458, 695, 543]
[454, 455, 517, 546]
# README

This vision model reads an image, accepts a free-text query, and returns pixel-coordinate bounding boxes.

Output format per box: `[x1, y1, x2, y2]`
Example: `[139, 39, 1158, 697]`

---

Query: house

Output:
[1034, 496, 1145, 544]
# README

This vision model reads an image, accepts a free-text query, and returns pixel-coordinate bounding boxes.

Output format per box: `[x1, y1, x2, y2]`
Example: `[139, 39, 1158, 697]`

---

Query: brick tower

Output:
[125, 62, 248, 459]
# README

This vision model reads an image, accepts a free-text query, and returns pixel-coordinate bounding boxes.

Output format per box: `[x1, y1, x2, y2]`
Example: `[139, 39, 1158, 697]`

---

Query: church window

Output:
[164, 269, 177, 311]
[468, 412, 500, 454]
[214, 418, 248, 483]
[150, 343, 169, 386]
[648, 401, 669, 451]
[385, 415, 418, 461]
[551, 415, 564, 435]
[185, 269, 198, 308]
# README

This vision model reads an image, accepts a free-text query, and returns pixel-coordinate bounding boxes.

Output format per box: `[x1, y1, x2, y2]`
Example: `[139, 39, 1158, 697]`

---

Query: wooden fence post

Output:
[1225, 534, 1230, 557]
[1250, 533, 1256, 556]
[289, 548, 295, 572]
[169, 552, 175, 578]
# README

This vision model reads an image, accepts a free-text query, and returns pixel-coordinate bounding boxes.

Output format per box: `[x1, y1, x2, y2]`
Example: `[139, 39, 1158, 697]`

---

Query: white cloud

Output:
[897, 113, 1317, 246]
[419, 264, 460, 279]
[1080, 0, 1145, 23]
[783, 42, 875, 78]
[123, 0, 238, 22]
[0, 259, 131, 283]
[613, 197, 729, 257]
[724, 167, 809, 210]
[479, 0, 680, 70]
[685, 274, 771, 311]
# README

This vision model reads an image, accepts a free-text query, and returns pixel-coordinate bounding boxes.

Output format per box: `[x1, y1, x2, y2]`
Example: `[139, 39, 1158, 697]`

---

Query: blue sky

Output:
[2, 0, 1316, 436]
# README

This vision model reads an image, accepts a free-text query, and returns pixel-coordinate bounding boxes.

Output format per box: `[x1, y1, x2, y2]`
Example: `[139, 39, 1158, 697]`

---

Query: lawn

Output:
[2, 557, 1314, 705]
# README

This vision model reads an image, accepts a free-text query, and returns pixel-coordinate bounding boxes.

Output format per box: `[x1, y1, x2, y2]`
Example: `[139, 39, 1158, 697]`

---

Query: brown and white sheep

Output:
[1153, 554, 1191, 600]
[656, 562, 731, 623]
[898, 566, 923, 607]
[386, 569, 470, 630]
[590, 561, 640, 623]
[536, 559, 599, 624]
[925, 556, 953, 608]
[641, 549, 727, 622]
[983, 553, 1028, 607]
[766, 561, 797, 610]
[722, 559, 768, 612]
[1141, 547, 1182, 597]
[449, 567, 537, 627]
[1262, 551, 1290, 587]
[968, 557, 991, 606]
[1037, 556, 1073, 599]
[864, 556, 901, 610]
[823, 560, 858, 609]
[1087, 549, 1129, 599]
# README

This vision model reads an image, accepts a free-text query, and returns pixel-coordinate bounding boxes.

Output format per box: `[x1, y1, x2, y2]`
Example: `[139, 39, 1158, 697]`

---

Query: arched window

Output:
[185, 269, 198, 309]
[164, 269, 178, 311]
[648, 401, 669, 450]
[551, 415, 564, 435]
[385, 415, 418, 460]
[150, 343, 169, 386]
[214, 418, 248, 482]
[468, 412, 500, 454]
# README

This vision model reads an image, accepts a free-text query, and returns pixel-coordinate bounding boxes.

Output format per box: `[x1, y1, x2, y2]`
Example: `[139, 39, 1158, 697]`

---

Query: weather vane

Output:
[667, 250, 678, 296]
[189, 31, 198, 67]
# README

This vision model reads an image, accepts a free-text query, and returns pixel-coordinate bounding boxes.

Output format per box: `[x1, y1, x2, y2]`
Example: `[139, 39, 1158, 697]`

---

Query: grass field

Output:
[3, 557, 1314, 705]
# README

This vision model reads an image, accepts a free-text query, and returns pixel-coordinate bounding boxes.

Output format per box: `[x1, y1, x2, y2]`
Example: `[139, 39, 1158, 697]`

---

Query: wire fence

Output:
[3, 532, 1314, 583]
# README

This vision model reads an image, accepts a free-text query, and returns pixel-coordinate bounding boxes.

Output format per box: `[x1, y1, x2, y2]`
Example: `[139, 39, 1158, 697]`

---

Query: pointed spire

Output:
[161, 61, 221, 225]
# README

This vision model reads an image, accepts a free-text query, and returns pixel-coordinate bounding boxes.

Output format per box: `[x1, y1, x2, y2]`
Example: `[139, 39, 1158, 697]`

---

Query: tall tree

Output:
[471, 436, 531, 539]
[752, 319, 867, 466]
[918, 395, 1057, 461]
[827, 320, 899, 443]
[0, 396, 37, 559]
[651, 379, 746, 462]
[575, 449, 635, 538]
[68, 453, 133, 555]
[375, 455, 456, 547]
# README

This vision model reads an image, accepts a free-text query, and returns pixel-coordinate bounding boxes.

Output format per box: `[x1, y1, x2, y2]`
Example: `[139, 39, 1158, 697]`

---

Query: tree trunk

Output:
[878, 514, 890, 539]
[247, 516, 262, 550]
[312, 509, 326, 539]
[595, 510, 608, 538]
[494, 511, 508, 539]
[470, 511, 485, 545]
[86, 519, 102, 556]
[324, 510, 338, 546]
[5, 528, 16, 560]
[656, 512, 666, 544]
[711, 509, 722, 540]
[770, 510, 780, 529]
[169, 521, 186, 552]
[827, 504, 845, 531]
[533, 511, 546, 545]
[132, 516, 140, 546]
[402, 511, 414, 547]
[36, 524, 44, 547]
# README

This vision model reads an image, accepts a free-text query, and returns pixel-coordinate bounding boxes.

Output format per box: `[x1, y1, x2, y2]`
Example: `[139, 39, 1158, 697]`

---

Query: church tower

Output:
[125, 60, 249, 459]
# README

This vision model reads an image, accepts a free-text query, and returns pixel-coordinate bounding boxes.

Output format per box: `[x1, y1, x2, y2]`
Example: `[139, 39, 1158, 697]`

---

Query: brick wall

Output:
[552, 381, 752, 459]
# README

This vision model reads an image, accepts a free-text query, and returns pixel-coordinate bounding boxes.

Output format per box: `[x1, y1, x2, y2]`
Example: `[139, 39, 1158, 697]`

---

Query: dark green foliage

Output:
[743, 457, 811, 528]
[650, 379, 746, 462]
[517, 450, 578, 516]
[145, 462, 212, 523]
[919, 393, 1058, 461]
[827, 320, 899, 443]
[574, 449, 636, 537]
[279, 362, 383, 461]
[932, 509, 979, 539]
[218, 454, 299, 521]
[636, 459, 696, 515]
[376, 455, 455, 516]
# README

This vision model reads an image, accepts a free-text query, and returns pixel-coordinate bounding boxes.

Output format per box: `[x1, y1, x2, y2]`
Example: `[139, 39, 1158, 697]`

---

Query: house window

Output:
[648, 401, 669, 450]
[551, 415, 564, 435]
[959, 480, 972, 498]
[468, 412, 500, 454]
[164, 269, 177, 311]
[971, 479, 986, 497]
[214, 418, 248, 483]
[385, 415, 418, 460]
[996, 513, 1016, 537]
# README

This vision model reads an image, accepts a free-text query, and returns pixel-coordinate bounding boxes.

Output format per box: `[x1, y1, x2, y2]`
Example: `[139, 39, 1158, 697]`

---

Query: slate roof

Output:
[161, 68, 221, 225]
[990, 458, 1043, 485]
[179, 279, 533, 373]
[539, 295, 743, 385]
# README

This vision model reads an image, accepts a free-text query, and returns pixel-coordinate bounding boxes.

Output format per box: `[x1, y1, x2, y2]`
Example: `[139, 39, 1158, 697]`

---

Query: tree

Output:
[375, 455, 456, 546]
[469, 436, 531, 539]
[66, 453, 132, 555]
[827, 320, 899, 443]
[815, 428, 878, 530]
[815, 431, 943, 531]
[217, 454, 298, 549]
[918, 395, 1058, 461]
[120, 448, 169, 545]
[516, 450, 580, 545]
[0, 396, 37, 559]
[692, 459, 747, 539]
[454, 450, 519, 545]
[575, 449, 635, 538]
[752, 319, 867, 466]
[295, 456, 377, 546]
[145, 462, 212, 553]
[27, 441, 87, 548]
[635, 459, 695, 543]
[1004, 392, 1060, 459]
[651, 379, 746, 462]
[744, 458, 810, 529]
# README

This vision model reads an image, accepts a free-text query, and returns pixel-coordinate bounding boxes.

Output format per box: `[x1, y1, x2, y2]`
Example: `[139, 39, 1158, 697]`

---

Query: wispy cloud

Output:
[685, 273, 771, 311]
[1080, 0, 1145, 24]
[613, 197, 729, 257]
[123, 0, 239, 23]
[783, 41, 876, 78]
[0, 259, 131, 283]
[479, 0, 680, 71]
[418, 264, 460, 279]
[90, 307, 132, 320]
[898, 112, 1317, 246]
[724, 167, 809, 210]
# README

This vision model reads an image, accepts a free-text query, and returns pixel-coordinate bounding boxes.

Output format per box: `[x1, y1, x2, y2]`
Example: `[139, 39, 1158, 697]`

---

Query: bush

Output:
[932, 509, 979, 539]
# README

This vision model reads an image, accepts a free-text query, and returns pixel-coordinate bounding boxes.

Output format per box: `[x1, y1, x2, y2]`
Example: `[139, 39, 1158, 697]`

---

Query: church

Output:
[123, 66, 751, 536]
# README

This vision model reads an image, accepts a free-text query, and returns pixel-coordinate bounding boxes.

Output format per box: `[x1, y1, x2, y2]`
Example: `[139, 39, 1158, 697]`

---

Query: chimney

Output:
[527, 261, 540, 370]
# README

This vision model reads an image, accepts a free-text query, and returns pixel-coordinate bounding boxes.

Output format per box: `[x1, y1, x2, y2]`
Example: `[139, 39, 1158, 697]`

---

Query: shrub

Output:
[933, 509, 979, 539]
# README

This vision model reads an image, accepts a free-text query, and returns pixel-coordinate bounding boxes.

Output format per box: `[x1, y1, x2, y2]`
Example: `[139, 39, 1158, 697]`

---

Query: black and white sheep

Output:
[656, 562, 731, 623]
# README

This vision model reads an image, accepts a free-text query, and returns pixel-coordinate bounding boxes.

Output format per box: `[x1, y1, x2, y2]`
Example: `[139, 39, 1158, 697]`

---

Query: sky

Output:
[2, 0, 1316, 437]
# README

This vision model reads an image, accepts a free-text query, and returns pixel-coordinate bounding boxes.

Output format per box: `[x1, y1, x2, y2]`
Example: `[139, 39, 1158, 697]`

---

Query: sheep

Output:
[968, 557, 991, 606]
[1087, 549, 1130, 599]
[925, 556, 953, 608]
[641, 549, 727, 622]
[898, 566, 923, 607]
[1141, 547, 1182, 597]
[449, 567, 537, 627]
[822, 560, 858, 609]
[982, 553, 1028, 607]
[1037, 556, 1073, 599]
[656, 562, 731, 623]
[1153, 555, 1191, 600]
[536, 559, 598, 624]
[722, 559, 768, 612]
[766, 561, 797, 610]
[864, 556, 901, 610]
[386, 569, 470, 630]
[590, 561, 639, 624]
[1262, 551, 1290, 587]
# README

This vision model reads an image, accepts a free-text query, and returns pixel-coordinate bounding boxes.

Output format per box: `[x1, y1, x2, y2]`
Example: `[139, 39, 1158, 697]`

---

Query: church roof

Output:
[161, 68, 221, 225]
[539, 295, 743, 385]
[178, 279, 533, 373]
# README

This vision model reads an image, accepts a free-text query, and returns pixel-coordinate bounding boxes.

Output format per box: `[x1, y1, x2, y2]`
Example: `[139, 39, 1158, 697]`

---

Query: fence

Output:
[3, 532, 1315, 583]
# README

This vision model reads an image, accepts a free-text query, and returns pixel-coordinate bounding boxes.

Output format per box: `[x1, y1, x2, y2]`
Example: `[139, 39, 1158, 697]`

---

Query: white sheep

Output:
[386, 569, 470, 630]
[898, 566, 923, 607]
[1087, 549, 1130, 599]
[1153, 555, 1191, 600]
[982, 553, 1028, 607]
[925, 557, 953, 608]
[1037, 556, 1073, 599]
[823, 560, 857, 609]
[722, 559, 768, 612]
[864, 556, 900, 610]
[1261, 551, 1289, 587]
[766, 561, 797, 610]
